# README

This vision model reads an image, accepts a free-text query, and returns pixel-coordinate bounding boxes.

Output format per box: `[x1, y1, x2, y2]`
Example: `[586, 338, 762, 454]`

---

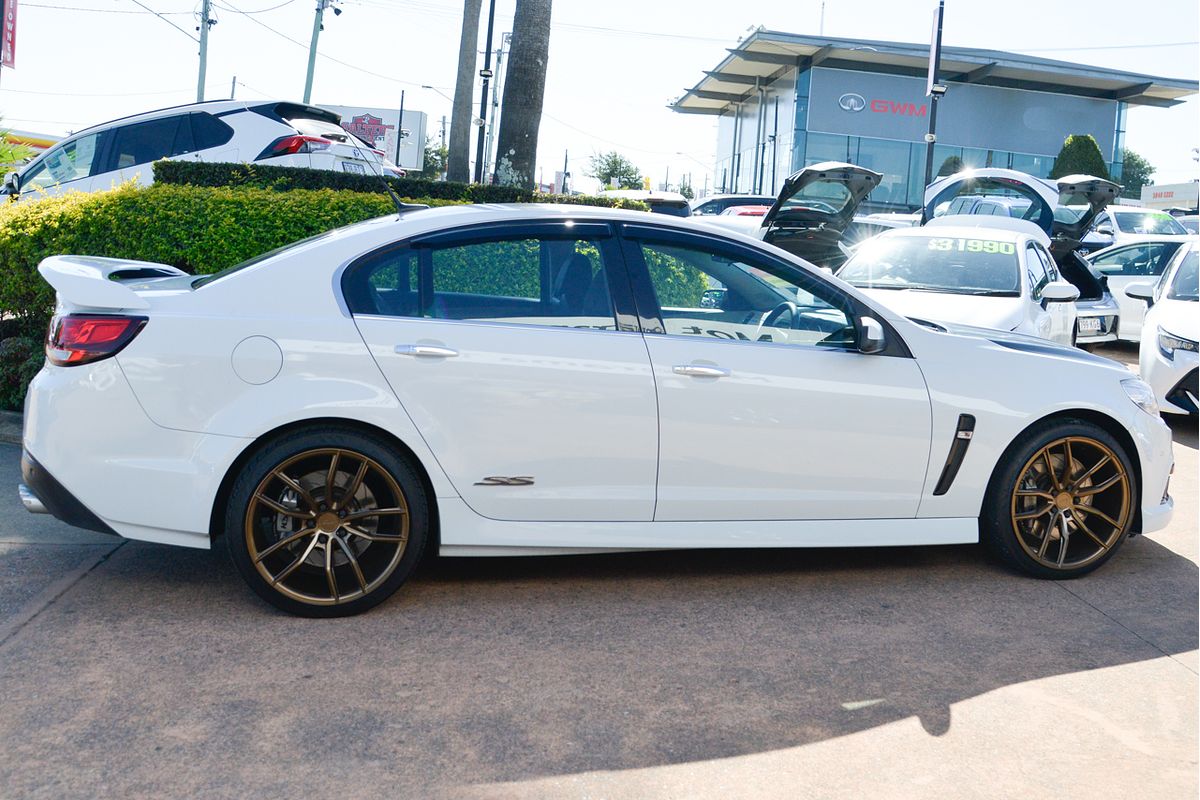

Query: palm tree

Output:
[447, 0, 482, 183]
[492, 0, 551, 189]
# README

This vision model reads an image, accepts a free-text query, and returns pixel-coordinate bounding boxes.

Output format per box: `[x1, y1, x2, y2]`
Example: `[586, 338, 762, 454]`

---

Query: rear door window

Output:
[107, 116, 185, 169]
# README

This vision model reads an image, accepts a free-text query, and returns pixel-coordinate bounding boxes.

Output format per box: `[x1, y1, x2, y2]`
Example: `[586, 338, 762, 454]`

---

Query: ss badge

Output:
[474, 476, 535, 486]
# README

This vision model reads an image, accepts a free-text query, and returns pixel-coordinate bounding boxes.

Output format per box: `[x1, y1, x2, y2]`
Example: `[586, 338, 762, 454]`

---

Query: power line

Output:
[226, 0, 295, 12]
[217, 0, 428, 87]
[124, 0, 199, 41]
[0, 85, 210, 97]
[1012, 41, 1198, 53]
[23, 2, 190, 13]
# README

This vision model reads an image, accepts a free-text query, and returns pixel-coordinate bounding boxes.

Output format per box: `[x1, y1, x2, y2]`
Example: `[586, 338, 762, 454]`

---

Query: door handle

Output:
[395, 344, 459, 358]
[673, 364, 730, 378]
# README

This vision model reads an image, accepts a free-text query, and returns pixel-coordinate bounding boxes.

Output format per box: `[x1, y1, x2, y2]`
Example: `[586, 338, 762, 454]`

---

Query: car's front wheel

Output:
[981, 419, 1136, 579]
[225, 428, 428, 617]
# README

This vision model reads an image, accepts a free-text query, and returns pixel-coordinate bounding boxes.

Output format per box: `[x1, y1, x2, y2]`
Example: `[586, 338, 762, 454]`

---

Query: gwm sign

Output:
[838, 93, 927, 116]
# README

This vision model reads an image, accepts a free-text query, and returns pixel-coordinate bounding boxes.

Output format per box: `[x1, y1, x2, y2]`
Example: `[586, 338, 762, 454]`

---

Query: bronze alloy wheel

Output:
[1009, 436, 1132, 571]
[244, 447, 410, 607]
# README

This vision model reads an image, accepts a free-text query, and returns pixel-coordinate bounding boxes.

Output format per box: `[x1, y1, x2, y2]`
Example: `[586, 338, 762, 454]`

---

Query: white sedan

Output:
[20, 204, 1174, 616]
[837, 221, 1079, 344]
[1128, 241, 1199, 415]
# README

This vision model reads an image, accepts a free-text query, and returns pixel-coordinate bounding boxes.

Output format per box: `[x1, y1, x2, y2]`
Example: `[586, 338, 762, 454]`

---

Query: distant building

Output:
[670, 31, 1198, 211]
[1141, 182, 1199, 214]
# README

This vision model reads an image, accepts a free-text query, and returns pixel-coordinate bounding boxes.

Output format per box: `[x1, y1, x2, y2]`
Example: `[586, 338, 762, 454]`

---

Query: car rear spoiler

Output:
[38, 256, 188, 311]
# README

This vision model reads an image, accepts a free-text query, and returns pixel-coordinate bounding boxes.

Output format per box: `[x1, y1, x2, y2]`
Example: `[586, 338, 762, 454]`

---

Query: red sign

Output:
[869, 99, 927, 116]
[2, 0, 16, 69]
[341, 113, 393, 149]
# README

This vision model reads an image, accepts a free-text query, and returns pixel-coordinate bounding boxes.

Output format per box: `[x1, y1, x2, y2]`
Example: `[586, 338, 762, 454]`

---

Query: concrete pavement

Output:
[0, 351, 1194, 799]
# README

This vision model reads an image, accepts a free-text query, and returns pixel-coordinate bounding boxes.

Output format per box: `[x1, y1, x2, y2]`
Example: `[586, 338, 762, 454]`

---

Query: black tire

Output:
[980, 418, 1137, 579]
[225, 426, 429, 617]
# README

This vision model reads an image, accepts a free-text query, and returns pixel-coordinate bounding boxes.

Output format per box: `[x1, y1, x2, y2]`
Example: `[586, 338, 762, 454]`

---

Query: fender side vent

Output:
[932, 414, 976, 496]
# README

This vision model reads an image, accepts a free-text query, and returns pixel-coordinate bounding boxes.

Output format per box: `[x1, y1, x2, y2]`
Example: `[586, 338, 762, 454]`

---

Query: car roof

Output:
[65, 99, 305, 137]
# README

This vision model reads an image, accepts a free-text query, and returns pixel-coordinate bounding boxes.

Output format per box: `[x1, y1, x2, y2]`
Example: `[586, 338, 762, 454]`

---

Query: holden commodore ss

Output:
[20, 204, 1175, 616]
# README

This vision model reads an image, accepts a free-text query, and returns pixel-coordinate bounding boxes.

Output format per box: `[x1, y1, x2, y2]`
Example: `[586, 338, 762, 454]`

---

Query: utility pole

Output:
[473, 0, 496, 183]
[440, 116, 447, 150]
[922, 0, 947, 190]
[303, 0, 339, 104]
[561, 149, 569, 194]
[196, 0, 213, 102]
[483, 31, 509, 183]
[229, 75, 237, 99]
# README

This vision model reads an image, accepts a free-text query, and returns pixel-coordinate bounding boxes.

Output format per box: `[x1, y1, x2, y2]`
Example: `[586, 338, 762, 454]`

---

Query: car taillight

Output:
[256, 135, 332, 159]
[46, 314, 147, 367]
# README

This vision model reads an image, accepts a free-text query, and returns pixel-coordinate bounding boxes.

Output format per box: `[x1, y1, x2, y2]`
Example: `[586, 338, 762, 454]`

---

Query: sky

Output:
[1, 0, 1197, 195]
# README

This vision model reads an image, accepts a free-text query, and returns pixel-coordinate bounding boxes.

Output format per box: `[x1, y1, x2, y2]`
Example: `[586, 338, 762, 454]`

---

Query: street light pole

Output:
[922, 0, 946, 189]
[473, 0, 496, 183]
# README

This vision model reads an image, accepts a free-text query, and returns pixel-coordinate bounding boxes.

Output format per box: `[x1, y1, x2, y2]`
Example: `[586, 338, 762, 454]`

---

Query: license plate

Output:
[340, 161, 367, 175]
[1079, 318, 1102, 332]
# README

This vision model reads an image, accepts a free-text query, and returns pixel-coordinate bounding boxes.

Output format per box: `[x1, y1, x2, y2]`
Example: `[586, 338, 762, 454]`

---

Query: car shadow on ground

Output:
[0, 418, 1195, 795]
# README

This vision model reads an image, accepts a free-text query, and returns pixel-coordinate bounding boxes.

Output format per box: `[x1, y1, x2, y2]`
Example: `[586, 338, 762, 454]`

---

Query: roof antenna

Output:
[343, 122, 427, 217]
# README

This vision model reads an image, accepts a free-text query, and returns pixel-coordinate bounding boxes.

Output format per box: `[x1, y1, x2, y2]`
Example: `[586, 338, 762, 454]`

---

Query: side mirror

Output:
[1095, 225, 1114, 237]
[1042, 281, 1080, 303]
[2, 171, 18, 195]
[858, 316, 886, 354]
[1125, 282, 1155, 303]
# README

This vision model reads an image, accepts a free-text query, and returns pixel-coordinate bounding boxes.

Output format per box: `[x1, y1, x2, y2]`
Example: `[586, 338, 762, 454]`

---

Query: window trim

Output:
[341, 220, 641, 334]
[616, 222, 912, 358]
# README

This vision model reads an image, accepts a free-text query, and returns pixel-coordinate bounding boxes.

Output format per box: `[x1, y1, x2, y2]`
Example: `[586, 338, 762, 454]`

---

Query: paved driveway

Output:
[0, 345, 1195, 799]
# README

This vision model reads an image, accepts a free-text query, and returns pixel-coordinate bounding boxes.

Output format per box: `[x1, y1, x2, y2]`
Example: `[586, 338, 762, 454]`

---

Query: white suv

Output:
[2, 100, 403, 201]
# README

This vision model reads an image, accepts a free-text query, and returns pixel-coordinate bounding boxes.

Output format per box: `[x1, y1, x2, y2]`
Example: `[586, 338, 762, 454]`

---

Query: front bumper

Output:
[19, 450, 119, 536]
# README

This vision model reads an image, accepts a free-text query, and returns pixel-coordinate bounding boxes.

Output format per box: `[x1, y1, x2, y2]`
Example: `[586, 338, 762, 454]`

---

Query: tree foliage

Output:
[1118, 148, 1155, 199]
[0, 117, 33, 169]
[422, 136, 448, 177]
[936, 155, 963, 177]
[677, 175, 694, 200]
[587, 151, 643, 190]
[1049, 134, 1110, 181]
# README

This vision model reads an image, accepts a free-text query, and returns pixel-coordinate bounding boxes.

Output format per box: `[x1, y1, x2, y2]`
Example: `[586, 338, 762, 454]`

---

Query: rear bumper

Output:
[19, 450, 119, 536]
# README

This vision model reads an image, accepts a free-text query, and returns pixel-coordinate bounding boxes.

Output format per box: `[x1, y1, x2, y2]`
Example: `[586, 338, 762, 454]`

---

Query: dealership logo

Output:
[838, 93, 867, 112]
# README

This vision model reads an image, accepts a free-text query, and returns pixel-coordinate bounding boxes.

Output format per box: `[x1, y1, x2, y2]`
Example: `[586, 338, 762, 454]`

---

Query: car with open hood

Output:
[923, 169, 1123, 346]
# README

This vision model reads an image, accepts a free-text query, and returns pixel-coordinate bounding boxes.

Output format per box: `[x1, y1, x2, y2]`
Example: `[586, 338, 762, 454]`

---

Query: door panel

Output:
[626, 231, 932, 521]
[349, 226, 658, 522]
[646, 336, 932, 520]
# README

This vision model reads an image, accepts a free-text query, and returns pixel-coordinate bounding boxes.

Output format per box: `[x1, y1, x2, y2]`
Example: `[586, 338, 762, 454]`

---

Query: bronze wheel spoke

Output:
[1015, 503, 1053, 521]
[254, 526, 317, 563]
[271, 533, 322, 586]
[255, 493, 314, 520]
[1075, 473, 1123, 497]
[324, 535, 339, 601]
[272, 471, 317, 512]
[344, 524, 406, 543]
[1073, 514, 1109, 549]
[342, 460, 370, 507]
[1063, 440, 1075, 485]
[343, 507, 407, 522]
[1015, 489, 1055, 500]
[325, 451, 341, 509]
[1043, 450, 1062, 491]
[1075, 504, 1122, 530]
[1037, 514, 1057, 559]
[334, 535, 369, 592]
[1069, 455, 1111, 492]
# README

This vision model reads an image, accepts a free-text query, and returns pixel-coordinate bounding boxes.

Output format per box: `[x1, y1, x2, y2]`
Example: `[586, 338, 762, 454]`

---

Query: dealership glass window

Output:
[804, 132, 854, 165]
[1010, 152, 1054, 179]
[855, 138, 909, 207]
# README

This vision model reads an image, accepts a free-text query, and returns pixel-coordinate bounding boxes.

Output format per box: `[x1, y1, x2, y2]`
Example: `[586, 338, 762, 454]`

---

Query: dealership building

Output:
[670, 31, 1198, 211]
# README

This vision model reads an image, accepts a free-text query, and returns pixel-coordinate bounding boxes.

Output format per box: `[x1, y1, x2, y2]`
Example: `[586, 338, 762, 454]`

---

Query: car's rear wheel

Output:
[225, 428, 428, 617]
[981, 419, 1135, 578]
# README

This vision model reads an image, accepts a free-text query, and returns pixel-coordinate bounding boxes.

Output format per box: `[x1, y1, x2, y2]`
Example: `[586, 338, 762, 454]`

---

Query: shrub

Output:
[1049, 135, 1111, 181]
[152, 160, 650, 211]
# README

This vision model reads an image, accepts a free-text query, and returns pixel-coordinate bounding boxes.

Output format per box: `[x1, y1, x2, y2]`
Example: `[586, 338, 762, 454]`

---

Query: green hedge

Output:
[152, 160, 650, 211]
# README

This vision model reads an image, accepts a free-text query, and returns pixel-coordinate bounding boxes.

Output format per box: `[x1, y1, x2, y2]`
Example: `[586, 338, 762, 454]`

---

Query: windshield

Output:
[1167, 251, 1199, 301]
[1112, 210, 1188, 235]
[839, 235, 1021, 296]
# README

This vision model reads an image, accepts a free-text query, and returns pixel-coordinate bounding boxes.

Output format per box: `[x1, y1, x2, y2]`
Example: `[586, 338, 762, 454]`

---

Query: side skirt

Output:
[436, 498, 978, 553]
